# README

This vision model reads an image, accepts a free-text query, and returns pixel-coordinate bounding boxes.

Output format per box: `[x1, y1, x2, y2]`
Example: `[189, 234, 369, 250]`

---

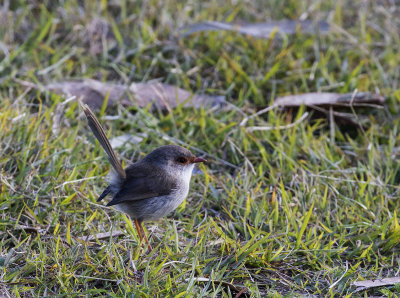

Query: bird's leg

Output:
[139, 220, 153, 252]
[134, 219, 143, 243]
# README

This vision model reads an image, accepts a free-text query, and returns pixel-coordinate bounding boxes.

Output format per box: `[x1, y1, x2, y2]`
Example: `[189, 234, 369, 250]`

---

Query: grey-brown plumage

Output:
[81, 103, 206, 250]
[105, 145, 198, 221]
[82, 104, 126, 180]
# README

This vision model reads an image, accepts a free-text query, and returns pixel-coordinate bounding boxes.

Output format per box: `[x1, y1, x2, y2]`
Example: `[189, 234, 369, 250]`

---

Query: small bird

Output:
[81, 104, 206, 250]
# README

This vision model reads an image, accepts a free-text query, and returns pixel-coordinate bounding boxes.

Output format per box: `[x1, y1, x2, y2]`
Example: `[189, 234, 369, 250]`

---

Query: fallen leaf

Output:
[129, 81, 225, 110]
[45, 79, 225, 110]
[46, 79, 130, 110]
[274, 92, 385, 127]
[353, 277, 400, 292]
[240, 92, 385, 129]
[274, 92, 384, 107]
[180, 20, 329, 39]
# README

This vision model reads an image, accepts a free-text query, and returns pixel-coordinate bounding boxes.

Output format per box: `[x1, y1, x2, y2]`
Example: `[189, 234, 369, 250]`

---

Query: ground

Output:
[1, 0, 400, 297]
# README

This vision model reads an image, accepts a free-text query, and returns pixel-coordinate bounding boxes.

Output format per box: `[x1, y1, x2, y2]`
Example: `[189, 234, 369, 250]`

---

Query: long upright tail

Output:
[81, 103, 126, 180]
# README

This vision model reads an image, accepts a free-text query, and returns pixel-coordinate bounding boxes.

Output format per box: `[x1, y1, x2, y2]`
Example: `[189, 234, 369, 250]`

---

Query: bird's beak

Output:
[193, 157, 207, 163]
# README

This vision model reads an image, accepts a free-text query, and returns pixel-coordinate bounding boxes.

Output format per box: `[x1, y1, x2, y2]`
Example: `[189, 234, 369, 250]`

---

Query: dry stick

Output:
[223, 101, 248, 116]
[239, 103, 278, 127]
[13, 78, 40, 89]
[308, 173, 400, 189]
[329, 261, 349, 289]
[234, 288, 247, 298]
[246, 112, 309, 132]
[54, 176, 99, 189]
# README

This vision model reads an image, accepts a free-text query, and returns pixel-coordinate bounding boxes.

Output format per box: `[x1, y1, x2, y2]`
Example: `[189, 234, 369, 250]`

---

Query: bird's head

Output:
[144, 145, 206, 175]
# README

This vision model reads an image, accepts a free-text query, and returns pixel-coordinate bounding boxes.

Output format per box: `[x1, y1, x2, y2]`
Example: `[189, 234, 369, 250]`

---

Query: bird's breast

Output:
[169, 165, 194, 206]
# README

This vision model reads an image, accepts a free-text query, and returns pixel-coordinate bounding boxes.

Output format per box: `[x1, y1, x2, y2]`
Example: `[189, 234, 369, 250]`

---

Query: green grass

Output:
[1, 0, 400, 296]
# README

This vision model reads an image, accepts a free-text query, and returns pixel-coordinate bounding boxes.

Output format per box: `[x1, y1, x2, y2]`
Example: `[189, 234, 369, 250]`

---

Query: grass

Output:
[1, 0, 400, 296]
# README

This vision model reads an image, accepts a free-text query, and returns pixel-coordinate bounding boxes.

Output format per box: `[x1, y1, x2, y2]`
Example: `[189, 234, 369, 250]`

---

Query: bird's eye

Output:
[176, 157, 187, 164]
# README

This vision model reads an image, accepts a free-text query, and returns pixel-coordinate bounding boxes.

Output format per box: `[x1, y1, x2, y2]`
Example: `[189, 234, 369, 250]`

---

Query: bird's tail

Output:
[97, 185, 112, 202]
[81, 103, 126, 180]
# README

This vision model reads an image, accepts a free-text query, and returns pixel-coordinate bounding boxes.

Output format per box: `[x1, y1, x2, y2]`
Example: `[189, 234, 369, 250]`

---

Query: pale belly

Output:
[114, 184, 189, 221]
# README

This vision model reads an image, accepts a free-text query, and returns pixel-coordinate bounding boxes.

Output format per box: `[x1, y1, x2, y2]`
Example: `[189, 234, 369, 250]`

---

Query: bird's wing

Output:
[106, 162, 178, 206]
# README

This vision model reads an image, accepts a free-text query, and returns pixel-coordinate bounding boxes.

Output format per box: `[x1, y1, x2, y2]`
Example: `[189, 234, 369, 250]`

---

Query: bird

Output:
[81, 103, 206, 250]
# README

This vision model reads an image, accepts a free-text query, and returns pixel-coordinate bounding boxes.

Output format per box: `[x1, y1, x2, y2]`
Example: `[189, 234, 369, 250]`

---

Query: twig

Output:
[223, 101, 248, 116]
[246, 112, 309, 132]
[307, 173, 400, 189]
[12, 78, 40, 89]
[239, 104, 278, 127]
[54, 176, 99, 189]
[329, 261, 348, 289]
[234, 288, 247, 298]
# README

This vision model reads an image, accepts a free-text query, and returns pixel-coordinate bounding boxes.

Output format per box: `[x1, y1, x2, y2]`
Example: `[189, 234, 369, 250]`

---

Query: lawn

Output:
[1, 0, 400, 296]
